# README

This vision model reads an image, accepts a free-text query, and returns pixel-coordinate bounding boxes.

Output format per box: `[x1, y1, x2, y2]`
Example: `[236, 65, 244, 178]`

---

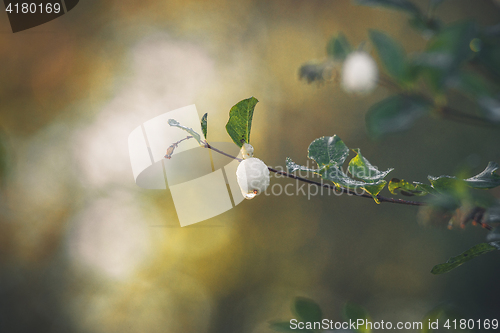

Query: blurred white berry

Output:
[341, 51, 378, 93]
[241, 143, 254, 159]
[236, 156, 270, 200]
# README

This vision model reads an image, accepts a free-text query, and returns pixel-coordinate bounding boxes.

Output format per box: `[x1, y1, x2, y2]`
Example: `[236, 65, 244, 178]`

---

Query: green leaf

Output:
[286, 157, 319, 173]
[463, 162, 500, 189]
[353, 0, 422, 17]
[388, 178, 429, 196]
[413, 182, 439, 195]
[348, 149, 393, 182]
[369, 30, 408, 82]
[320, 165, 387, 202]
[343, 303, 371, 333]
[431, 242, 500, 274]
[477, 40, 500, 79]
[455, 71, 493, 98]
[0, 129, 8, 187]
[168, 119, 203, 145]
[307, 135, 349, 167]
[225, 97, 258, 148]
[326, 32, 351, 60]
[292, 297, 323, 323]
[365, 94, 432, 137]
[428, 162, 500, 192]
[427, 21, 476, 70]
[201, 113, 208, 139]
[269, 321, 313, 332]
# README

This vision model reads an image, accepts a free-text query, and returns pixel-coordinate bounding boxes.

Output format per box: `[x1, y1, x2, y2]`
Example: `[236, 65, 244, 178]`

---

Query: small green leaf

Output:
[343, 303, 371, 333]
[327, 33, 351, 60]
[286, 157, 319, 173]
[307, 135, 349, 167]
[225, 97, 258, 148]
[428, 162, 500, 192]
[348, 149, 393, 182]
[369, 30, 408, 82]
[365, 94, 432, 137]
[431, 242, 500, 274]
[201, 113, 208, 139]
[388, 178, 429, 196]
[292, 297, 323, 323]
[463, 162, 500, 189]
[320, 165, 387, 202]
[413, 182, 439, 195]
[353, 0, 422, 17]
[168, 119, 203, 145]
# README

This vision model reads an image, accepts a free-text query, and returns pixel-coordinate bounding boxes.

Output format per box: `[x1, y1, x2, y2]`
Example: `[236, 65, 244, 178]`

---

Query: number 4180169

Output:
[5, 2, 62, 14]
[444, 319, 498, 330]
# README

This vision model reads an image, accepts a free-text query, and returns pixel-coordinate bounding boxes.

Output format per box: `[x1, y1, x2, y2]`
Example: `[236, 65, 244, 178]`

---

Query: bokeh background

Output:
[1, 0, 500, 332]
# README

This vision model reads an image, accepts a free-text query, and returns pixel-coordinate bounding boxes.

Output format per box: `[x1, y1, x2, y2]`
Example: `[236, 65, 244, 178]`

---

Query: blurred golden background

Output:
[1, 1, 500, 332]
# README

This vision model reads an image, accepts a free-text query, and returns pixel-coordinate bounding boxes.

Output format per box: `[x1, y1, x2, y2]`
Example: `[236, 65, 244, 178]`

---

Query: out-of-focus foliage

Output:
[431, 241, 500, 274]
[301, 1, 500, 138]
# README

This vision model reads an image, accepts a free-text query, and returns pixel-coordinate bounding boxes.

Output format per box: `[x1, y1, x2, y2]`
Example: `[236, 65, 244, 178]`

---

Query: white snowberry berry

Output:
[236, 144, 270, 199]
[341, 51, 379, 93]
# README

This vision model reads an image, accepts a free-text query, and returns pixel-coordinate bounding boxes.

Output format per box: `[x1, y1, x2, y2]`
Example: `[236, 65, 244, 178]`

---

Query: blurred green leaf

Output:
[225, 97, 258, 147]
[269, 321, 313, 332]
[201, 113, 208, 139]
[343, 303, 371, 333]
[307, 135, 350, 167]
[429, 0, 445, 9]
[487, 227, 500, 242]
[369, 30, 408, 82]
[365, 94, 432, 137]
[292, 297, 323, 323]
[327, 32, 351, 60]
[168, 119, 203, 145]
[478, 96, 500, 122]
[477, 39, 500, 79]
[428, 162, 500, 192]
[463, 161, 500, 189]
[408, 16, 441, 38]
[456, 71, 493, 97]
[0, 129, 8, 186]
[427, 21, 476, 70]
[484, 204, 500, 224]
[348, 149, 393, 182]
[354, 0, 422, 17]
[431, 242, 500, 274]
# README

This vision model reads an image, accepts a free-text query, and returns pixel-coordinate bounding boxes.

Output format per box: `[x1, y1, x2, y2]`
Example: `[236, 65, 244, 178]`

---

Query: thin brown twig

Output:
[206, 142, 426, 206]
[169, 138, 497, 231]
